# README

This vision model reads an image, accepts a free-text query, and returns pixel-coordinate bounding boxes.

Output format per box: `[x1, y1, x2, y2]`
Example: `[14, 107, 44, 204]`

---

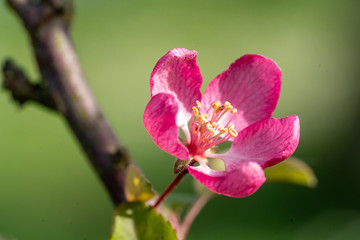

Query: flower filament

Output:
[189, 100, 238, 156]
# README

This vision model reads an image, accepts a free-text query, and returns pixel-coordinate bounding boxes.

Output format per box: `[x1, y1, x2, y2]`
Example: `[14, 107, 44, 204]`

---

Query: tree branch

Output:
[4, 0, 130, 206]
[2, 59, 57, 110]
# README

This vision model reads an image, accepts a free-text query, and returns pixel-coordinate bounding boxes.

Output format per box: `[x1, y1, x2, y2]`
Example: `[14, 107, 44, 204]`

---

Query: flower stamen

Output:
[189, 100, 238, 156]
[192, 107, 199, 117]
[228, 126, 238, 137]
[196, 100, 201, 109]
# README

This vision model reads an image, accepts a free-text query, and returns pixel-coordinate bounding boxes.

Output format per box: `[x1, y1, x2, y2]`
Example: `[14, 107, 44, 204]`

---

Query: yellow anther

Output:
[227, 124, 234, 129]
[206, 122, 213, 129]
[198, 115, 207, 123]
[231, 108, 238, 114]
[223, 101, 233, 111]
[206, 127, 216, 134]
[192, 107, 199, 117]
[205, 123, 216, 133]
[211, 101, 220, 110]
[203, 114, 208, 119]
[229, 128, 238, 137]
[218, 127, 228, 133]
[196, 100, 201, 109]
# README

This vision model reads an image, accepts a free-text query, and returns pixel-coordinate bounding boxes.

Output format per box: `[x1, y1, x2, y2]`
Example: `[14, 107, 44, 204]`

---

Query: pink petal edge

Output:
[143, 93, 189, 160]
[150, 48, 203, 127]
[219, 115, 300, 169]
[188, 161, 266, 198]
[201, 54, 281, 133]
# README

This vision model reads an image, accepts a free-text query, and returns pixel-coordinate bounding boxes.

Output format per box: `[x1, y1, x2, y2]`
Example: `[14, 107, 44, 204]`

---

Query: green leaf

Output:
[265, 157, 318, 188]
[125, 165, 155, 202]
[110, 202, 178, 240]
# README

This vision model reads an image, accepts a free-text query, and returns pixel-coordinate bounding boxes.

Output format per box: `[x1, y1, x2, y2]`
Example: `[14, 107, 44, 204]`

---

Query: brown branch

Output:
[4, 0, 130, 206]
[2, 60, 57, 110]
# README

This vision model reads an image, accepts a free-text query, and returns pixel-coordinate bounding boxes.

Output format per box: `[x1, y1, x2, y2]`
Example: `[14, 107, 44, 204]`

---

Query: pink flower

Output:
[144, 48, 300, 198]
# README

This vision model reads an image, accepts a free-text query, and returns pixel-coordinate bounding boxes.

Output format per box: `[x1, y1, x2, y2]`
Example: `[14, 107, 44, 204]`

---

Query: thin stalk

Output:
[179, 193, 213, 240]
[153, 159, 195, 208]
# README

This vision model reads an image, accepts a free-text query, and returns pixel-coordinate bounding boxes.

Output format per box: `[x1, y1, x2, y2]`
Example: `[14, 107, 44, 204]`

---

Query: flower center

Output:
[188, 100, 238, 156]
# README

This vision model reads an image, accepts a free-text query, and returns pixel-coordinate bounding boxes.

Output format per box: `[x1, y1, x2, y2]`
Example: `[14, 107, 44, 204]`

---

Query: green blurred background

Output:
[1, 0, 360, 239]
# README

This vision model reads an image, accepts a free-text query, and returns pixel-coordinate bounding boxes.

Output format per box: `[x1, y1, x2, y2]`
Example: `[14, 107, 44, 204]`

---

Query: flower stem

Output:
[178, 193, 212, 240]
[153, 159, 195, 208]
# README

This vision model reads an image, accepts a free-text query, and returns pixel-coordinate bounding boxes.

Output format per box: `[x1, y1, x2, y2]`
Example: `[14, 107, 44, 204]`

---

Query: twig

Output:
[4, 0, 130, 206]
[2, 60, 57, 110]
[153, 160, 196, 208]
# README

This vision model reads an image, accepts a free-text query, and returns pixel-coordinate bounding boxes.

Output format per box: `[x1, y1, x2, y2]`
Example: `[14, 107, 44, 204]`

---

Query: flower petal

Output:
[143, 93, 189, 160]
[150, 48, 203, 127]
[201, 54, 281, 132]
[219, 116, 300, 168]
[188, 161, 266, 198]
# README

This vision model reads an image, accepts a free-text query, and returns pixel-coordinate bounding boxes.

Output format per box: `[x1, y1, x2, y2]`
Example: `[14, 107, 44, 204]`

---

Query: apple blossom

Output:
[144, 48, 300, 198]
